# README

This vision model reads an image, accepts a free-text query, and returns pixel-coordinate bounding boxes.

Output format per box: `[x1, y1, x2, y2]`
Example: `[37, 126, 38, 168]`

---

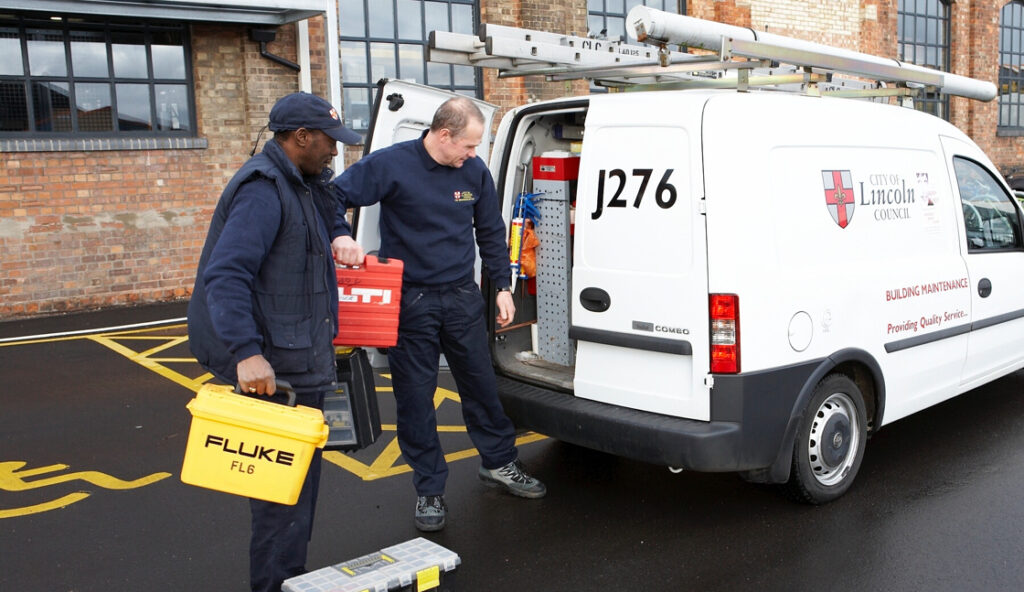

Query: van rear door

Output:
[353, 79, 497, 251]
[570, 93, 710, 420]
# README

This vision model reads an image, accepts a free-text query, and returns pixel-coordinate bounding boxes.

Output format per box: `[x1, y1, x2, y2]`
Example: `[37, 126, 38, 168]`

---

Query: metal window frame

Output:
[999, 1, 1024, 131]
[0, 12, 195, 138]
[897, 0, 951, 120]
[339, 0, 481, 132]
[587, 0, 685, 41]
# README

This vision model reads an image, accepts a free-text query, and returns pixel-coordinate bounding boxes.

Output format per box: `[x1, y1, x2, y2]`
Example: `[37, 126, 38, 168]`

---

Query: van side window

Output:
[953, 157, 1023, 251]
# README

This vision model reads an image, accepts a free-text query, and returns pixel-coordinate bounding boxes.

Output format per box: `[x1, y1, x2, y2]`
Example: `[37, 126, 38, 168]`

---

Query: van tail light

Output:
[710, 294, 740, 374]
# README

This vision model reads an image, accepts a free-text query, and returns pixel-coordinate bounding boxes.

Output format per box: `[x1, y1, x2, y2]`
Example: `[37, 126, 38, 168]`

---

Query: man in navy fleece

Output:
[331, 97, 546, 532]
[188, 92, 361, 592]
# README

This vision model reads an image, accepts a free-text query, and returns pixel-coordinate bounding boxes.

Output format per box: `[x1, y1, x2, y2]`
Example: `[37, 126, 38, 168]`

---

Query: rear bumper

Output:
[496, 359, 819, 473]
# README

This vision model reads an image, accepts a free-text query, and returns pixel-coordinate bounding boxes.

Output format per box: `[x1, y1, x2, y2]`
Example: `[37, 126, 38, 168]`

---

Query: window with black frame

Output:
[897, 0, 951, 120]
[999, 1, 1024, 133]
[338, 0, 479, 133]
[587, 0, 684, 43]
[0, 13, 193, 137]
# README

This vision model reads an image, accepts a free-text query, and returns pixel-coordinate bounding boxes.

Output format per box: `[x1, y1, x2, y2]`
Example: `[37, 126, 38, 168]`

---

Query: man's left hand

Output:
[496, 290, 515, 327]
[331, 235, 364, 266]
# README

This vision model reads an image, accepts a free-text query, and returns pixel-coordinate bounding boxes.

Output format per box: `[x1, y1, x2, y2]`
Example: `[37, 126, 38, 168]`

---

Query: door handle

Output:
[580, 287, 611, 312]
[978, 278, 992, 298]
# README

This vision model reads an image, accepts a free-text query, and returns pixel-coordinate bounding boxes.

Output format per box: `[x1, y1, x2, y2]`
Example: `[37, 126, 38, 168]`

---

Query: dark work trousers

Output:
[248, 389, 326, 592]
[389, 277, 518, 496]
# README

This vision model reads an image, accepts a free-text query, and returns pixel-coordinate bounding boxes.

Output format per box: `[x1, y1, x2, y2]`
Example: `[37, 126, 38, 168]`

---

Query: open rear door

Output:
[352, 79, 497, 251]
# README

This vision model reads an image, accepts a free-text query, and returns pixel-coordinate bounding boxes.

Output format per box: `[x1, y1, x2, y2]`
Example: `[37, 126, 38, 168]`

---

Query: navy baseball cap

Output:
[268, 92, 362, 145]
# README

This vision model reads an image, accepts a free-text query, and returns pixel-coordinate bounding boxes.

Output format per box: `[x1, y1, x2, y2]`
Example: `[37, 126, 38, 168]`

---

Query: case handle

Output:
[235, 379, 296, 407]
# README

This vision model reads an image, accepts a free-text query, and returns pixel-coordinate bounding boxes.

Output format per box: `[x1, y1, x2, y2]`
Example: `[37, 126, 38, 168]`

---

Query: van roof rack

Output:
[427, 6, 996, 102]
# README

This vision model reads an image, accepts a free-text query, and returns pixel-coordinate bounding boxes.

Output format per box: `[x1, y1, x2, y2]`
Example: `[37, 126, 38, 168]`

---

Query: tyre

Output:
[785, 373, 867, 504]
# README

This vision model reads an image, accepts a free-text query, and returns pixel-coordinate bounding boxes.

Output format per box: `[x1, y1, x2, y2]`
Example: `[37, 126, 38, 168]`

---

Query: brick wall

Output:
[965, 0, 1024, 175]
[477, 0, 589, 128]
[695, 0, 1024, 174]
[3, 0, 1024, 320]
[0, 21, 310, 318]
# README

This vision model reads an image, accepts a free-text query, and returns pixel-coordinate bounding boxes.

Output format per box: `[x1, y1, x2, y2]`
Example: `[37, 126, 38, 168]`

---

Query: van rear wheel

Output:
[786, 374, 867, 504]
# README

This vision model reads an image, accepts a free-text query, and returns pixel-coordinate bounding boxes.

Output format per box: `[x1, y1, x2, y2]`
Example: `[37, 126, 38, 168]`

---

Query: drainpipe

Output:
[250, 28, 300, 71]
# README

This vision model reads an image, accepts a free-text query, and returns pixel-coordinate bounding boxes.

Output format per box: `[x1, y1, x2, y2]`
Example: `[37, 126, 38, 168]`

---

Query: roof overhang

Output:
[0, 0, 325, 25]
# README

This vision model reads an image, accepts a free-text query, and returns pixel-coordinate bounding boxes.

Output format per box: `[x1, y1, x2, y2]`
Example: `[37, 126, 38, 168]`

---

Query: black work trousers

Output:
[248, 389, 325, 592]
[388, 277, 518, 496]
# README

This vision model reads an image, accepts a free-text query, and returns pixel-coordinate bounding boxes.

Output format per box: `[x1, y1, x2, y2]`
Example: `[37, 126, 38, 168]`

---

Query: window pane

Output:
[425, 1, 448, 35]
[607, 0, 625, 12]
[453, 64, 474, 86]
[152, 31, 185, 79]
[71, 29, 108, 77]
[112, 30, 147, 78]
[607, 16, 625, 41]
[370, 42, 396, 81]
[427, 61, 450, 86]
[156, 84, 189, 131]
[0, 81, 28, 131]
[452, 4, 473, 35]
[27, 29, 66, 76]
[342, 41, 368, 84]
[588, 0, 603, 11]
[114, 82, 149, 130]
[75, 82, 113, 132]
[0, 28, 22, 76]
[343, 86, 369, 130]
[398, 43, 423, 83]
[340, 0, 366, 36]
[369, 0, 395, 38]
[398, 0, 421, 39]
[33, 81, 71, 131]
[955, 158, 1022, 250]
[341, 0, 482, 134]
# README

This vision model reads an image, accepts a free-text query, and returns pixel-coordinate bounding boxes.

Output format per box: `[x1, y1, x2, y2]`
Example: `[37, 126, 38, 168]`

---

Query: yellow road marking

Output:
[0, 461, 172, 519]
[0, 493, 91, 519]
[0, 461, 171, 491]
[8, 325, 549, 484]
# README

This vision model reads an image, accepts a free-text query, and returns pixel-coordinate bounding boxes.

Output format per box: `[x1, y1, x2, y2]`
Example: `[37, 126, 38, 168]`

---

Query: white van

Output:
[353, 12, 1024, 504]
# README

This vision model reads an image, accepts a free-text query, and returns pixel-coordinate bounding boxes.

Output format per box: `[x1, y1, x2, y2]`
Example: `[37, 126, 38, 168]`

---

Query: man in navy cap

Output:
[188, 92, 361, 592]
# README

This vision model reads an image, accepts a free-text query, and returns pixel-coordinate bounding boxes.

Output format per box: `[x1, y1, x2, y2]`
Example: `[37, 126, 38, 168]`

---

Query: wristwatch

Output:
[496, 286, 511, 294]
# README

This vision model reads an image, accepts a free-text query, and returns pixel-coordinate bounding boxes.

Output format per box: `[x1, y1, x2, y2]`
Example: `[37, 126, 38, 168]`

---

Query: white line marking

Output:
[0, 317, 187, 344]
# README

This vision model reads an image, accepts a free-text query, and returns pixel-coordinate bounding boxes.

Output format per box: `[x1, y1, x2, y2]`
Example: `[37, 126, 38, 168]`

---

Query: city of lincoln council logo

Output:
[453, 190, 475, 203]
[822, 170, 855, 229]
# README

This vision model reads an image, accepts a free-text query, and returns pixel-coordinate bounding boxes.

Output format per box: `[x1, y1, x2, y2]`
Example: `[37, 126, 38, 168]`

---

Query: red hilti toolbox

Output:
[334, 255, 404, 348]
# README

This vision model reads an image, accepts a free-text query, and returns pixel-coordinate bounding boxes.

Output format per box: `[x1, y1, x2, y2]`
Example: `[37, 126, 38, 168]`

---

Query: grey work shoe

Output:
[414, 495, 447, 532]
[478, 459, 547, 499]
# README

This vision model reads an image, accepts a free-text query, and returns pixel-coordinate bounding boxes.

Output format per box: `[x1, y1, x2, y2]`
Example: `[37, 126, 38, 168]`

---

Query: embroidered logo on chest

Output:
[453, 191, 475, 203]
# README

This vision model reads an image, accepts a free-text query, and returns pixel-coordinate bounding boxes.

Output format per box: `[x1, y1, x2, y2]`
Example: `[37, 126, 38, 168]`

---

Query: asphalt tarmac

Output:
[3, 303, 1024, 591]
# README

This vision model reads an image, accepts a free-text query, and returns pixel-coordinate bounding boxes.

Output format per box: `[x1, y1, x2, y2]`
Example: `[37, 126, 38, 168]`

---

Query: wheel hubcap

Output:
[806, 393, 859, 487]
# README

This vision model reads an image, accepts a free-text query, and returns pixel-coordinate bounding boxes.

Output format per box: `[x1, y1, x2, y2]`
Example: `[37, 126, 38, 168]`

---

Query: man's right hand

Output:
[237, 354, 276, 395]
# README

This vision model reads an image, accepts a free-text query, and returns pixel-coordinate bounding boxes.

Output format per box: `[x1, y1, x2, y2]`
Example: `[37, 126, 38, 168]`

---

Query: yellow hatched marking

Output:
[324, 431, 548, 481]
[90, 333, 206, 392]
[61, 326, 548, 481]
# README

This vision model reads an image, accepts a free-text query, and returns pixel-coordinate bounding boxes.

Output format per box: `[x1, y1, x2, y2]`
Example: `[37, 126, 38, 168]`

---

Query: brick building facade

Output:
[1, 0, 1022, 319]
